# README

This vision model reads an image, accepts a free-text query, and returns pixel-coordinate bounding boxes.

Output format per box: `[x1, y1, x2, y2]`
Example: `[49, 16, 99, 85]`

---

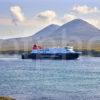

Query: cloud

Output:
[72, 5, 99, 14]
[63, 14, 77, 22]
[14, 10, 77, 31]
[10, 6, 25, 22]
[28, 10, 62, 27]
[34, 10, 77, 25]
[36, 10, 57, 22]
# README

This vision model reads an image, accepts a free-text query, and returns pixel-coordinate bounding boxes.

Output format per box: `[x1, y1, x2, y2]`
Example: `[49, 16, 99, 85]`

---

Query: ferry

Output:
[22, 44, 80, 60]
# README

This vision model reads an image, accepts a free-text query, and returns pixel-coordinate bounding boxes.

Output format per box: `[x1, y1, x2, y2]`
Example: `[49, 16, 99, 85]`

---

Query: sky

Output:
[0, 0, 100, 39]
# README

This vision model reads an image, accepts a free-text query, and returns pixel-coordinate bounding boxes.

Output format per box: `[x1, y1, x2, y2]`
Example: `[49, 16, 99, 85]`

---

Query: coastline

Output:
[0, 50, 100, 57]
[0, 97, 15, 100]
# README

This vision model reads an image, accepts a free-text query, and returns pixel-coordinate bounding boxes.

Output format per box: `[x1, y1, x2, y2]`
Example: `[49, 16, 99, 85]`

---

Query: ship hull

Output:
[22, 53, 80, 60]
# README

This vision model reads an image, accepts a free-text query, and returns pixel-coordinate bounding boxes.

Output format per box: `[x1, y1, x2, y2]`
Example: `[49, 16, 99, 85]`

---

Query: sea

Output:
[0, 55, 100, 100]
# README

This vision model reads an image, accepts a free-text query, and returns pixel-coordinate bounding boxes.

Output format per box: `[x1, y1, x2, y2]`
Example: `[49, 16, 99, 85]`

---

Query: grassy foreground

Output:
[0, 97, 15, 100]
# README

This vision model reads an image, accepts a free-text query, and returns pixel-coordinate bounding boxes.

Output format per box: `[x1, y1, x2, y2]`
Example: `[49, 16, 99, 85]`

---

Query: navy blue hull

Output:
[22, 53, 80, 60]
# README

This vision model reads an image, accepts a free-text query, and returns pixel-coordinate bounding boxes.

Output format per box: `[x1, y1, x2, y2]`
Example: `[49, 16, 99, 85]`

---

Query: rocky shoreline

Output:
[0, 97, 15, 100]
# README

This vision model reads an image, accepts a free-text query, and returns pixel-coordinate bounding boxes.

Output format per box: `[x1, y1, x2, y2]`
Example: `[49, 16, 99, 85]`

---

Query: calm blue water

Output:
[0, 56, 100, 100]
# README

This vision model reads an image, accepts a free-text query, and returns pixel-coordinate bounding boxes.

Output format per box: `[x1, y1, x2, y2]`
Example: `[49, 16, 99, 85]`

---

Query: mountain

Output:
[32, 24, 60, 41]
[40, 19, 100, 50]
[50, 19, 100, 39]
[0, 24, 60, 51]
[0, 19, 100, 52]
